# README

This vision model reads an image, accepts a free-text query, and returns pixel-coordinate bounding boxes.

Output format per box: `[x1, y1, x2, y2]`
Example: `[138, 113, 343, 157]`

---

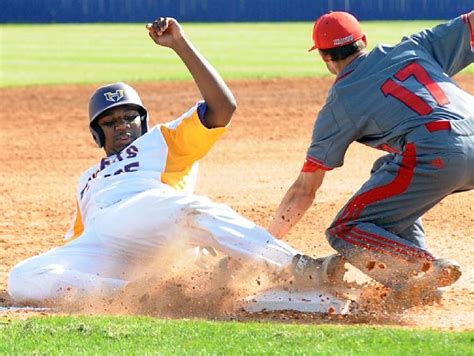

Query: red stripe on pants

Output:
[332, 143, 434, 260]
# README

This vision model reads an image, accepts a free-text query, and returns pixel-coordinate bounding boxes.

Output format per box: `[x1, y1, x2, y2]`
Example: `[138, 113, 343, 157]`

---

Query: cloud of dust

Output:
[53, 240, 290, 319]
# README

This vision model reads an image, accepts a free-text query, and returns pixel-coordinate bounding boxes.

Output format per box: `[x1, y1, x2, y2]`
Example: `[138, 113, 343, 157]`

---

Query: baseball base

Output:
[238, 288, 354, 315]
[0, 306, 52, 312]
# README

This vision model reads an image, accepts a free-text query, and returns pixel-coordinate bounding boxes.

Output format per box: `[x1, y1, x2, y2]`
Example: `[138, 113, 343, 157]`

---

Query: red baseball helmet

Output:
[309, 11, 366, 51]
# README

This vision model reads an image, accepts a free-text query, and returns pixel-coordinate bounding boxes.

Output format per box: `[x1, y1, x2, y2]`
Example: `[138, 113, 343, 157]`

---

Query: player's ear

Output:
[318, 50, 332, 63]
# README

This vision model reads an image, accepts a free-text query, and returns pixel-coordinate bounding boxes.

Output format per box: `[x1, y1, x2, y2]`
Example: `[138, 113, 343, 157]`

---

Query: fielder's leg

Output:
[326, 125, 472, 293]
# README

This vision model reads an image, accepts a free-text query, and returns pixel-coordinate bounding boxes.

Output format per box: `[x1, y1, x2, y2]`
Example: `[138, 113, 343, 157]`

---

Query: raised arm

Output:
[407, 11, 474, 76]
[268, 169, 326, 238]
[146, 17, 236, 128]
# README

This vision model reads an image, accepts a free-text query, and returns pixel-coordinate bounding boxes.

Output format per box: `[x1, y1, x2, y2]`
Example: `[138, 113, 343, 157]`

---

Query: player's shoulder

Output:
[78, 163, 100, 181]
[403, 15, 468, 45]
[142, 125, 161, 135]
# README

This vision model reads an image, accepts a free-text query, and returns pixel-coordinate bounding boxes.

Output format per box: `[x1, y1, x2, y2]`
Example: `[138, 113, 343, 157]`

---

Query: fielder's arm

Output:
[146, 17, 236, 128]
[268, 169, 326, 238]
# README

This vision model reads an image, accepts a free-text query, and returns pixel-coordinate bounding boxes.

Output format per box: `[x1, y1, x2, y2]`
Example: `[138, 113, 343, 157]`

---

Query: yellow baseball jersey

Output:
[65, 102, 226, 240]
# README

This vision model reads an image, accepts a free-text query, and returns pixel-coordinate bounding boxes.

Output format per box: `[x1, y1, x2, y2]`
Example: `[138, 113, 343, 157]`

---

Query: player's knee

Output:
[8, 262, 36, 304]
[8, 262, 61, 304]
[326, 225, 341, 246]
[325, 225, 356, 254]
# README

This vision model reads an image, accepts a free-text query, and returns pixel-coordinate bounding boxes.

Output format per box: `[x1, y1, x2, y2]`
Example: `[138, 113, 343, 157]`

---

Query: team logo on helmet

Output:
[103, 89, 125, 102]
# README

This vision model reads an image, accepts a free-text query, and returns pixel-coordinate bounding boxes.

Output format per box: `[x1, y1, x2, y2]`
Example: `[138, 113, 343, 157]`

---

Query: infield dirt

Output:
[1, 76, 472, 329]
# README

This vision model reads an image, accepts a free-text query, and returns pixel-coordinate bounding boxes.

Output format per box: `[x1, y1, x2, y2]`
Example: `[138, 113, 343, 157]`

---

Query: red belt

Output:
[425, 120, 451, 132]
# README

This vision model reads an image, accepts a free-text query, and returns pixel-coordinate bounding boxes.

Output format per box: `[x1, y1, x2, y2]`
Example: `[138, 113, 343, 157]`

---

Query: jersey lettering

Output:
[125, 145, 139, 158]
[381, 62, 450, 115]
[100, 158, 111, 170]
[80, 146, 140, 199]
[104, 162, 140, 178]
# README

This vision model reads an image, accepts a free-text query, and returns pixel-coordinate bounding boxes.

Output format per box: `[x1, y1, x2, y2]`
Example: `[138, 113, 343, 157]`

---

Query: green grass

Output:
[2, 21, 471, 87]
[0, 316, 472, 354]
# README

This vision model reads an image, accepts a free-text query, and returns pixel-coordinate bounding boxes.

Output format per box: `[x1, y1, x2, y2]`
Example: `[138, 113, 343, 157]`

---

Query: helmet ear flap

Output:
[140, 112, 148, 136]
[89, 125, 105, 148]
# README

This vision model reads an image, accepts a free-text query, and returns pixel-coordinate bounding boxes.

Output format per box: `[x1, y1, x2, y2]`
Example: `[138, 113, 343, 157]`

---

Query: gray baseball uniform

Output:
[306, 14, 473, 288]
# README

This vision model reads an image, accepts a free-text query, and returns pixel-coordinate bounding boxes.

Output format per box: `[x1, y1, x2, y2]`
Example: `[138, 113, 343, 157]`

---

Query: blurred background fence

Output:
[1, 0, 472, 23]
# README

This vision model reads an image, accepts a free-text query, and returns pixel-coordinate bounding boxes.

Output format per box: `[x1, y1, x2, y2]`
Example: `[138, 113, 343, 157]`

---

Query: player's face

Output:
[97, 105, 142, 156]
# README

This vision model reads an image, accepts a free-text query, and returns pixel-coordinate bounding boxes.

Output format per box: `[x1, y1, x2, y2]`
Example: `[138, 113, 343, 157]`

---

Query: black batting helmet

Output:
[88, 82, 148, 147]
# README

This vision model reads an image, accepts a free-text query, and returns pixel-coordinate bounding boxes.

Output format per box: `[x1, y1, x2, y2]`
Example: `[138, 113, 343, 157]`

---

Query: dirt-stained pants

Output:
[326, 121, 473, 289]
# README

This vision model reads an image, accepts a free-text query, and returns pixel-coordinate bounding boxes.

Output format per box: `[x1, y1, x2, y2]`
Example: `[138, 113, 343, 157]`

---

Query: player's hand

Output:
[146, 17, 185, 49]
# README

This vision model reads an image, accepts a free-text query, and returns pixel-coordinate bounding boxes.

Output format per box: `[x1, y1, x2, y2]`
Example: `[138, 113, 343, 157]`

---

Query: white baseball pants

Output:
[8, 189, 299, 304]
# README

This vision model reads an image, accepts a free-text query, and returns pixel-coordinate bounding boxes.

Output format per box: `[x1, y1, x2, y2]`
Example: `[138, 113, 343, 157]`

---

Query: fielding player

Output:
[269, 11, 474, 304]
[8, 17, 326, 305]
